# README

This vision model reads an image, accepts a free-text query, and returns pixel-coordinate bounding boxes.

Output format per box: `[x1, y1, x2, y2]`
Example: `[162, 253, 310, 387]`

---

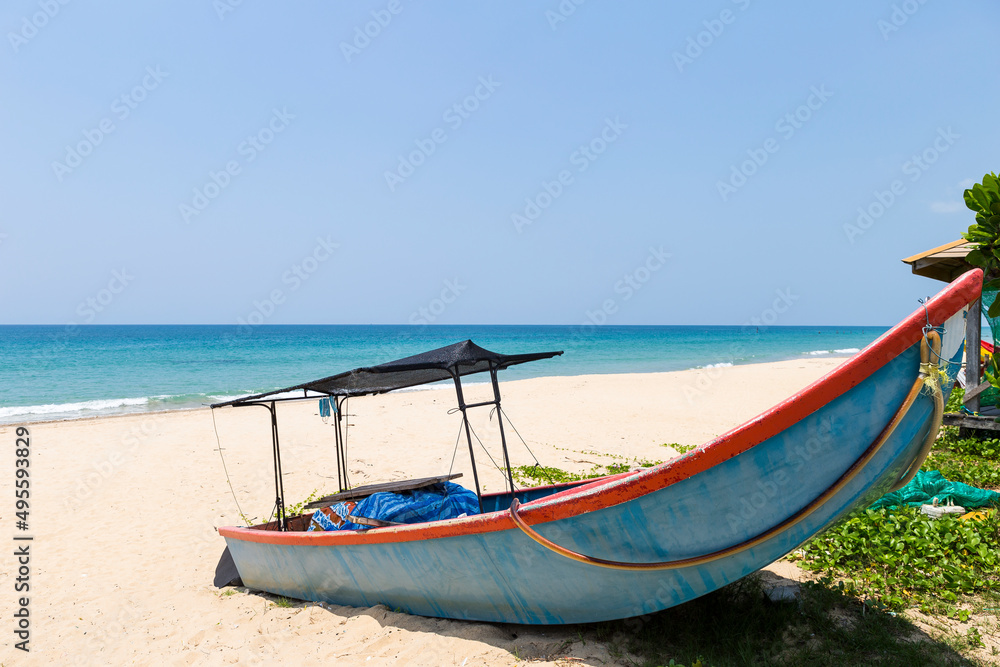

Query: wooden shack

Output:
[902, 240, 988, 422]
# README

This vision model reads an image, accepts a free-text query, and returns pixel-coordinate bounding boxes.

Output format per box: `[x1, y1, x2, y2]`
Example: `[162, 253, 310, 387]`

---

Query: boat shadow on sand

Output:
[234, 569, 976, 666]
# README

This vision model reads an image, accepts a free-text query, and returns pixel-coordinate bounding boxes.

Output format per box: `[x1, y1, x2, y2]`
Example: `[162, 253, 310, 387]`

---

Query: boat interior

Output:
[250, 475, 609, 532]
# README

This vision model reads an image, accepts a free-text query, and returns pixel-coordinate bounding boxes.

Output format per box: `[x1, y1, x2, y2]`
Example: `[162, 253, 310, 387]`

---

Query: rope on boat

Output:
[493, 406, 543, 468]
[448, 419, 464, 477]
[469, 420, 511, 481]
[888, 329, 943, 492]
[508, 331, 945, 571]
[211, 407, 251, 527]
[447, 405, 513, 481]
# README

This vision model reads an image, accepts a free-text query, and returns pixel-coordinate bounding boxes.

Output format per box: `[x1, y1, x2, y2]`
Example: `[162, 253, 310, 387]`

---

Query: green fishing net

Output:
[978, 289, 1000, 407]
[869, 470, 1000, 511]
[983, 288, 1000, 341]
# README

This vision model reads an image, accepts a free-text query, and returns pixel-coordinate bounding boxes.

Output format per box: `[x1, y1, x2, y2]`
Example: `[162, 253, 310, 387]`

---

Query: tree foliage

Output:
[961, 172, 1000, 317]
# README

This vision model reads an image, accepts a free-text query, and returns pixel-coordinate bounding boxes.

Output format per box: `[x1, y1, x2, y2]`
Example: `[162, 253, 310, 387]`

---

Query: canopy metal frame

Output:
[231, 401, 290, 530]
[450, 362, 516, 511]
[216, 372, 512, 527]
[210, 341, 560, 531]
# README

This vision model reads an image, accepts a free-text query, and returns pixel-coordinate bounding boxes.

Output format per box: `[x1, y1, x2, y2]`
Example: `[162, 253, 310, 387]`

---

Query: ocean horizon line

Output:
[0, 322, 894, 328]
[1, 323, 890, 425]
[0, 322, 889, 329]
[1, 354, 860, 427]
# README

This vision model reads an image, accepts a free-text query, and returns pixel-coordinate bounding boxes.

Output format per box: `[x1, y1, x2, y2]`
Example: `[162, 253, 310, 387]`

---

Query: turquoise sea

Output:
[0, 324, 889, 424]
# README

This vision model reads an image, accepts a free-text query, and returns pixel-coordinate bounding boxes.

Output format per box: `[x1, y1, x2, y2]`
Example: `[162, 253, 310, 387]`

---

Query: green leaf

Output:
[983, 279, 1000, 291]
[966, 189, 982, 212]
[973, 184, 992, 209]
[984, 173, 1000, 195]
[966, 248, 988, 267]
[987, 296, 1000, 319]
[982, 174, 1000, 192]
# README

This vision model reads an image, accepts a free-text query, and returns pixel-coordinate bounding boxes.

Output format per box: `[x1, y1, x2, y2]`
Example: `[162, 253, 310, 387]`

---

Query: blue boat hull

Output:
[221, 278, 975, 624]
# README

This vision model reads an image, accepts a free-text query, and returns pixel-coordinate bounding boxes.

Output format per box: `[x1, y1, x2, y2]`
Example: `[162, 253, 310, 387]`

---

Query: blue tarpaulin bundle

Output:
[869, 470, 1000, 511]
[308, 481, 479, 531]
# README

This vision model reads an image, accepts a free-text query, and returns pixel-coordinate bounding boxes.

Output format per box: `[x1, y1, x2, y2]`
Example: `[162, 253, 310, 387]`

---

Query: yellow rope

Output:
[889, 330, 943, 492]
[509, 332, 944, 570]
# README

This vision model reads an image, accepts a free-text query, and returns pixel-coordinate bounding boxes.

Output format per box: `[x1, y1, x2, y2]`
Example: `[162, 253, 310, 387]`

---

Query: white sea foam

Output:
[0, 388, 330, 424]
[805, 348, 861, 356]
[0, 397, 149, 420]
[206, 382, 466, 406]
[218, 390, 304, 401]
[203, 394, 249, 404]
[703, 362, 734, 368]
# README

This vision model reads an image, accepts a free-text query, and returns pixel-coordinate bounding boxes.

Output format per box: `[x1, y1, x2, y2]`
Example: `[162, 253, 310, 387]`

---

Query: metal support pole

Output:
[331, 397, 340, 493]
[452, 374, 484, 513]
[336, 396, 351, 493]
[965, 297, 982, 414]
[268, 401, 287, 531]
[489, 367, 515, 495]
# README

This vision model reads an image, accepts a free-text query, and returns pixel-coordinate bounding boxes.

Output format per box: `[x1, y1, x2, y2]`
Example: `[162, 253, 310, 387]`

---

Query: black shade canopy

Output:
[211, 340, 563, 407]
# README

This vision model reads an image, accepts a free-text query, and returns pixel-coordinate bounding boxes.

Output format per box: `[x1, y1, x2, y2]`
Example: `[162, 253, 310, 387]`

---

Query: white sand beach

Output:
[0, 358, 844, 666]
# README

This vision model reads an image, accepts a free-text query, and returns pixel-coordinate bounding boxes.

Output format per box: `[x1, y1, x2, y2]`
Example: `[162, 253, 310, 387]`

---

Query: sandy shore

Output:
[0, 357, 845, 666]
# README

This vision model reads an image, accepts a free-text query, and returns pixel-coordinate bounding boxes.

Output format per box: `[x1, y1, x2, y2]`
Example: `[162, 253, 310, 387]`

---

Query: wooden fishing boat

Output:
[213, 269, 981, 625]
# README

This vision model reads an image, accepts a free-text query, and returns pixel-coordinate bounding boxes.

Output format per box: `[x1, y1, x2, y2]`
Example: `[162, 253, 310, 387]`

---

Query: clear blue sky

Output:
[2, 1, 996, 327]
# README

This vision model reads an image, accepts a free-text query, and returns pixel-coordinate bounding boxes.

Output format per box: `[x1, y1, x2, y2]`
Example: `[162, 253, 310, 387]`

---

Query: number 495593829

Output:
[15, 426, 30, 530]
